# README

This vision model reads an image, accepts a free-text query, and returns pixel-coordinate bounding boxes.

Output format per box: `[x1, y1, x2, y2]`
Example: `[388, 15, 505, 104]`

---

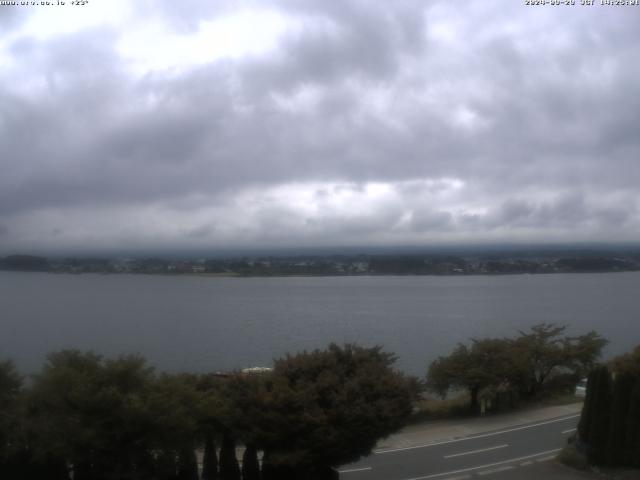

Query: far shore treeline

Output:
[1, 325, 634, 480]
[2, 249, 640, 276]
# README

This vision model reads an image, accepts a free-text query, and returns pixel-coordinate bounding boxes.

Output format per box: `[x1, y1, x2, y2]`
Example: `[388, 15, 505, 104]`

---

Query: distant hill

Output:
[0, 255, 49, 272]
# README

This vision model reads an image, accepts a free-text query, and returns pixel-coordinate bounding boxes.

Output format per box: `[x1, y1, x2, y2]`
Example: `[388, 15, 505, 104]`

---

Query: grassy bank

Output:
[408, 392, 584, 425]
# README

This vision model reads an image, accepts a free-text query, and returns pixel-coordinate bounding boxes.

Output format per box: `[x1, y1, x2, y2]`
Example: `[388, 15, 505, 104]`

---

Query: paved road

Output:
[338, 413, 580, 480]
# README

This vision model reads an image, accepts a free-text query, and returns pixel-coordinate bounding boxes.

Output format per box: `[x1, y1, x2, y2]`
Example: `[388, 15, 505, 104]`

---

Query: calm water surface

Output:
[1, 272, 639, 375]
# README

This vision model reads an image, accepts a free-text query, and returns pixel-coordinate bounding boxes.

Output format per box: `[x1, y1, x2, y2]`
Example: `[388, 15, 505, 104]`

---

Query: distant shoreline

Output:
[3, 269, 640, 278]
[2, 252, 639, 277]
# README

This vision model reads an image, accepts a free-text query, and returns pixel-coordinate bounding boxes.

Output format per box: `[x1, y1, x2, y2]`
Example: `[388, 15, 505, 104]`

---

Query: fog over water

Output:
[1, 271, 638, 376]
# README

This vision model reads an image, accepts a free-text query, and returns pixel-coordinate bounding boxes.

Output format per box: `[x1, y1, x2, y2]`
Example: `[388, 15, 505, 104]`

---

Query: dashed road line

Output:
[375, 415, 579, 454]
[339, 466, 372, 474]
[562, 428, 577, 434]
[536, 455, 557, 463]
[444, 444, 508, 459]
[477, 465, 515, 476]
[399, 448, 562, 480]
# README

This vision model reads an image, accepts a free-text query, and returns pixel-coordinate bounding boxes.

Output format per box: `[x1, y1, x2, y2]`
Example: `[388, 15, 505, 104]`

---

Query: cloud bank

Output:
[1, 0, 639, 253]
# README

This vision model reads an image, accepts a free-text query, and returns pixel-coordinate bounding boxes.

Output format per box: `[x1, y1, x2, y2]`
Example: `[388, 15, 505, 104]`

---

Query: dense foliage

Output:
[256, 345, 415, 475]
[577, 346, 640, 468]
[426, 324, 607, 412]
[0, 344, 414, 480]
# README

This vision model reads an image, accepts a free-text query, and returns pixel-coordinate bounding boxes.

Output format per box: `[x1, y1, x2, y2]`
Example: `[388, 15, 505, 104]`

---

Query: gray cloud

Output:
[410, 210, 453, 233]
[0, 1, 639, 252]
[0, 5, 27, 30]
[186, 224, 216, 239]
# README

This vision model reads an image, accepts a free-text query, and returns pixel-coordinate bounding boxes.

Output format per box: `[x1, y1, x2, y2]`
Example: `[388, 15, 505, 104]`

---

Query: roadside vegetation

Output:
[561, 345, 640, 472]
[0, 325, 623, 479]
[424, 324, 607, 415]
[0, 344, 416, 480]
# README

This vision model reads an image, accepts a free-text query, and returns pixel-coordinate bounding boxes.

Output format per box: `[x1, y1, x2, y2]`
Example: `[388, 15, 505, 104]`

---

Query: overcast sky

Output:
[1, 0, 639, 254]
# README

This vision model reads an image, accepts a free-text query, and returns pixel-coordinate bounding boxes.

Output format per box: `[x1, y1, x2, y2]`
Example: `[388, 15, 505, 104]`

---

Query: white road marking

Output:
[338, 466, 372, 474]
[442, 476, 470, 480]
[562, 428, 577, 434]
[375, 415, 579, 454]
[536, 455, 557, 462]
[520, 461, 533, 466]
[477, 465, 514, 476]
[399, 448, 562, 480]
[443, 444, 508, 459]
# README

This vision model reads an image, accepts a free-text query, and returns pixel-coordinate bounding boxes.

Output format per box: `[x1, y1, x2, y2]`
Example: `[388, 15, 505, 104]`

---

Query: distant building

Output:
[241, 367, 273, 375]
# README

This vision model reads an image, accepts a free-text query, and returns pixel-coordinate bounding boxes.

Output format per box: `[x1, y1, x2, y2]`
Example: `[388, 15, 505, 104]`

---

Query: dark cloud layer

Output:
[0, 1, 639, 252]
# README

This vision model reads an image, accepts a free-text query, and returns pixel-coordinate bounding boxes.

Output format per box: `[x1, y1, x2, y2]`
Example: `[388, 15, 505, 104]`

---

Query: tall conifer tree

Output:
[587, 365, 612, 465]
[606, 373, 634, 465]
[219, 432, 240, 480]
[202, 435, 218, 480]
[623, 381, 640, 468]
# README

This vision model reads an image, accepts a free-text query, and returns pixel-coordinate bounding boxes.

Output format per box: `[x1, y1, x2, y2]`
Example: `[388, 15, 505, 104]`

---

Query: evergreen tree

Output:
[177, 447, 198, 480]
[577, 369, 598, 444]
[623, 380, 640, 468]
[73, 460, 93, 480]
[155, 450, 178, 480]
[11, 452, 69, 480]
[0, 361, 23, 480]
[587, 365, 612, 465]
[218, 431, 240, 480]
[241, 444, 260, 480]
[260, 452, 276, 480]
[605, 373, 634, 465]
[201, 435, 218, 480]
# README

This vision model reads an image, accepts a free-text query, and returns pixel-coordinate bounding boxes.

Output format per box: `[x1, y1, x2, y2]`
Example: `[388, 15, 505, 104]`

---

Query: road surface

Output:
[338, 413, 579, 480]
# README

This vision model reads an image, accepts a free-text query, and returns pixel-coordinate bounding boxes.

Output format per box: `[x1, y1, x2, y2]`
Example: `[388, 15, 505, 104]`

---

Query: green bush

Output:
[558, 444, 588, 471]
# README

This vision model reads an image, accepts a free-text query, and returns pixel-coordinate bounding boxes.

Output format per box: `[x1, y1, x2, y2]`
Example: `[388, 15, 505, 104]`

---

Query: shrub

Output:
[558, 444, 588, 471]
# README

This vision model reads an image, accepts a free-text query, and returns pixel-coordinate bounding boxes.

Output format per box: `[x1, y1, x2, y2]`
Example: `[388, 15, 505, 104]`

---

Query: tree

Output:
[427, 325, 607, 412]
[564, 330, 610, 379]
[27, 350, 105, 478]
[27, 351, 204, 480]
[605, 372, 635, 465]
[177, 447, 198, 480]
[0, 360, 24, 480]
[623, 382, 640, 468]
[146, 373, 201, 452]
[218, 430, 241, 480]
[254, 344, 414, 477]
[611, 345, 640, 377]
[0, 360, 21, 445]
[577, 369, 598, 444]
[155, 449, 178, 480]
[514, 324, 565, 396]
[195, 374, 225, 480]
[241, 444, 260, 480]
[511, 324, 606, 398]
[586, 365, 612, 465]
[201, 434, 218, 480]
[612, 345, 640, 467]
[577, 344, 640, 468]
[427, 338, 521, 412]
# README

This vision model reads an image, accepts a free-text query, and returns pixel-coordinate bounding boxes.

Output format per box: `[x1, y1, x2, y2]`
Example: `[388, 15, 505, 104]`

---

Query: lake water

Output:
[1, 271, 639, 376]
